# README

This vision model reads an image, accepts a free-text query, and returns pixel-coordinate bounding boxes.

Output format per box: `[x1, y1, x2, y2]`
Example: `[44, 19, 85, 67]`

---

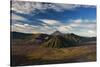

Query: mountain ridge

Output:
[11, 31, 96, 48]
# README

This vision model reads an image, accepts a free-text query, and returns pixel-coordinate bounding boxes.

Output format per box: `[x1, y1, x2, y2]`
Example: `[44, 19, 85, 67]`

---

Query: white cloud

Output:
[11, 1, 95, 15]
[40, 19, 61, 25]
[11, 1, 35, 14]
[78, 30, 96, 37]
[11, 13, 26, 21]
[73, 19, 82, 24]
[57, 25, 72, 33]
[11, 19, 73, 34]
[12, 23, 54, 34]
[40, 19, 73, 33]
[67, 19, 96, 37]
[88, 30, 96, 35]
[11, 1, 82, 14]
[69, 19, 82, 27]
[14, 24, 26, 28]
[69, 19, 96, 28]
[12, 23, 38, 33]
[11, 18, 96, 37]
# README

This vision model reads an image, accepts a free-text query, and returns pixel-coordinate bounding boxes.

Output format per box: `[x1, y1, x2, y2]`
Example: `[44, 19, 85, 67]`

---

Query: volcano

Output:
[51, 31, 63, 36]
[41, 35, 69, 48]
[41, 31, 80, 48]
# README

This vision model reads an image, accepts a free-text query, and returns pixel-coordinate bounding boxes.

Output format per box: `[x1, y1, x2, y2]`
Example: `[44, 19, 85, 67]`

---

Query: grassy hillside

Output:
[11, 43, 96, 66]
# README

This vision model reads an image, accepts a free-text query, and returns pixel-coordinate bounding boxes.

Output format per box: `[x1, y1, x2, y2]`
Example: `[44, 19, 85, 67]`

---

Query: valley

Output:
[11, 31, 96, 66]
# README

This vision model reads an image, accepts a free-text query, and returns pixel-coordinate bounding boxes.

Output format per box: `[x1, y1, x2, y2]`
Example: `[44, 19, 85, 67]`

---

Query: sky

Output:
[11, 1, 96, 37]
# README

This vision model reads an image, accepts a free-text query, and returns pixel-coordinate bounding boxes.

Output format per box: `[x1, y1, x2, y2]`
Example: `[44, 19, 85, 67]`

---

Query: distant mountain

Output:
[11, 31, 96, 48]
[11, 31, 50, 46]
[11, 31, 33, 39]
[64, 33, 96, 43]
[11, 31, 46, 39]
[51, 31, 63, 36]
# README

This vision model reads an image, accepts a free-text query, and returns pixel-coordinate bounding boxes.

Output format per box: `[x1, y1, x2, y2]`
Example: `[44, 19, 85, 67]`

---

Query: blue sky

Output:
[11, 1, 96, 37]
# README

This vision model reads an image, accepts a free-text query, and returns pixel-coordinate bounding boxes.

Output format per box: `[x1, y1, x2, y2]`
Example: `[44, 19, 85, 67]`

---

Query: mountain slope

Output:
[11, 31, 96, 47]
[11, 31, 33, 39]
[41, 35, 69, 48]
[41, 31, 96, 48]
[52, 31, 63, 36]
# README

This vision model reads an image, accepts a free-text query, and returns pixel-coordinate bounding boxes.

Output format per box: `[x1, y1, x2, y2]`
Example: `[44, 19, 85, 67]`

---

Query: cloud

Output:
[40, 19, 61, 26]
[69, 19, 96, 28]
[12, 23, 54, 34]
[12, 23, 39, 33]
[66, 19, 96, 37]
[11, 18, 96, 37]
[14, 24, 26, 28]
[57, 25, 72, 33]
[40, 19, 73, 33]
[11, 1, 95, 15]
[11, 1, 96, 37]
[11, 13, 26, 20]
[11, 19, 73, 34]
[11, 1, 35, 14]
[88, 30, 96, 35]
[11, 1, 84, 14]
[70, 19, 82, 23]
[78, 30, 96, 37]
[69, 19, 96, 23]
